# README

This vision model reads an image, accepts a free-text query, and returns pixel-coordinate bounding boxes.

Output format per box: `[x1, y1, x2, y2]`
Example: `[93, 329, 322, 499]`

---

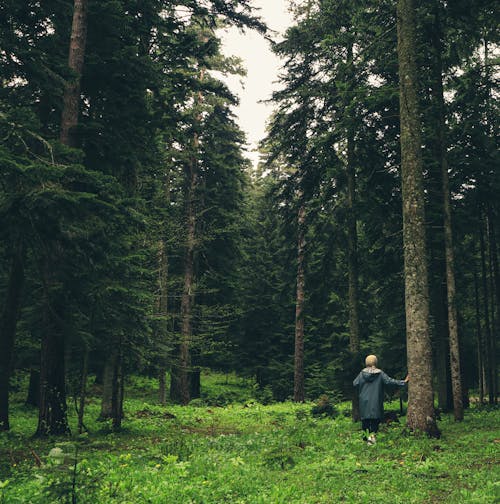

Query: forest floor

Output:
[1, 372, 499, 503]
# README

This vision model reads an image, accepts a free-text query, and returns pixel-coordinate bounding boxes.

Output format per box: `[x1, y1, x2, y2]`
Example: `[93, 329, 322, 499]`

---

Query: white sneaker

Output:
[367, 434, 376, 445]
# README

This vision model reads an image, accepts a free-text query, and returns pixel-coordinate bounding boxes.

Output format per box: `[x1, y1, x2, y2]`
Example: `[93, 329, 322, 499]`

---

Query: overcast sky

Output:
[219, 1, 293, 167]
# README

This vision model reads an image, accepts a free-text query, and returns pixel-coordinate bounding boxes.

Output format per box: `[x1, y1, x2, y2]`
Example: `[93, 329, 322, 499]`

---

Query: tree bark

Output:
[60, 0, 89, 147]
[479, 217, 493, 403]
[344, 40, 361, 420]
[397, 0, 438, 435]
[347, 128, 361, 421]
[294, 203, 306, 403]
[78, 346, 89, 434]
[171, 68, 204, 405]
[177, 153, 197, 405]
[474, 263, 484, 403]
[487, 207, 499, 403]
[157, 163, 171, 404]
[36, 252, 70, 436]
[442, 147, 463, 420]
[26, 367, 40, 407]
[430, 3, 463, 419]
[99, 350, 116, 419]
[111, 336, 124, 431]
[0, 240, 25, 431]
[158, 238, 169, 405]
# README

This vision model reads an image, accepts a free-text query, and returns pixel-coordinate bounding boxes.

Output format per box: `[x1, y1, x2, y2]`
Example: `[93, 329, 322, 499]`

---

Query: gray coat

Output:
[353, 367, 406, 420]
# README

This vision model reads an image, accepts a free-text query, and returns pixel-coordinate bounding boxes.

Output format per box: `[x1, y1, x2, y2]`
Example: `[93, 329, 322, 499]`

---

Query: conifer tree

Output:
[397, 0, 438, 435]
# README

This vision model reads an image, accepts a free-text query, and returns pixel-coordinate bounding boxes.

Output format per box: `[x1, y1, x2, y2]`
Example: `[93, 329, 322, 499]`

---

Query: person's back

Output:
[353, 354, 408, 443]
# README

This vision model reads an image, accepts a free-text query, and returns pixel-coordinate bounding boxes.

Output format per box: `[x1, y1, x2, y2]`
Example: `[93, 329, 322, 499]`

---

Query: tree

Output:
[60, 0, 88, 146]
[0, 238, 25, 431]
[397, 0, 438, 435]
[294, 202, 306, 402]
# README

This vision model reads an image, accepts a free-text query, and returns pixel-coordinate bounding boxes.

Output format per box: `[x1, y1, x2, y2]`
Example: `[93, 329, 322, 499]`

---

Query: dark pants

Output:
[362, 418, 380, 433]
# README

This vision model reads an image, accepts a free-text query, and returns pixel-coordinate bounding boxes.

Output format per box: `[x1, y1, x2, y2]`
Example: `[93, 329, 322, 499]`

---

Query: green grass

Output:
[1, 374, 499, 503]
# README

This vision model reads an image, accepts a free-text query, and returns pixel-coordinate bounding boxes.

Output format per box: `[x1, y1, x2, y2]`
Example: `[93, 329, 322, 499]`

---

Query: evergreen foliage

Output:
[0, 0, 497, 439]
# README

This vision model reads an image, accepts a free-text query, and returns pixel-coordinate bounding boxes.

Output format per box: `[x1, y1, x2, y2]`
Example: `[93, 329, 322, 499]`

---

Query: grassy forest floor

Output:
[1, 372, 499, 503]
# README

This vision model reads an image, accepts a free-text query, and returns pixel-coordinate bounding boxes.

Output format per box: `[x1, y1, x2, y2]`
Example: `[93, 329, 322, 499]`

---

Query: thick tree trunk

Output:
[397, 0, 438, 435]
[36, 254, 70, 436]
[294, 204, 306, 403]
[60, 0, 88, 146]
[0, 240, 25, 431]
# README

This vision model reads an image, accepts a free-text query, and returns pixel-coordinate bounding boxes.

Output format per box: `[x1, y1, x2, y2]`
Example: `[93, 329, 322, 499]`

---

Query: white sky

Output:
[219, 1, 293, 167]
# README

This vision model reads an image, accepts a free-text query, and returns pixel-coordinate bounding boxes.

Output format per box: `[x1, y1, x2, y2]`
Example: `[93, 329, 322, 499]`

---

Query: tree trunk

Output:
[78, 346, 89, 434]
[442, 151, 463, 420]
[99, 350, 116, 419]
[159, 368, 167, 405]
[60, 0, 89, 146]
[26, 367, 40, 408]
[346, 129, 361, 421]
[474, 264, 484, 403]
[487, 207, 499, 403]
[36, 0, 88, 437]
[430, 3, 463, 420]
[294, 203, 306, 403]
[479, 217, 493, 403]
[157, 175, 170, 404]
[0, 240, 25, 431]
[177, 156, 197, 405]
[169, 365, 182, 403]
[157, 238, 169, 404]
[190, 367, 201, 399]
[397, 0, 438, 435]
[111, 336, 124, 431]
[36, 253, 70, 436]
[344, 40, 361, 420]
[172, 69, 204, 405]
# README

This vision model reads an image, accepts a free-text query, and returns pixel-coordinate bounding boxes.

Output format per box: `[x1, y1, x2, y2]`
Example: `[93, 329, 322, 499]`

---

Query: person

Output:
[353, 354, 409, 444]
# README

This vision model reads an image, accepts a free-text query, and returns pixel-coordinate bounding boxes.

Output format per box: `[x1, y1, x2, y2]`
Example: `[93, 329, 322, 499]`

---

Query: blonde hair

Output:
[365, 354, 378, 367]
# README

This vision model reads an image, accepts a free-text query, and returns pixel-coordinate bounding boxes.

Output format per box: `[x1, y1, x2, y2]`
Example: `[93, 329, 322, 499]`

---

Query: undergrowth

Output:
[1, 373, 499, 503]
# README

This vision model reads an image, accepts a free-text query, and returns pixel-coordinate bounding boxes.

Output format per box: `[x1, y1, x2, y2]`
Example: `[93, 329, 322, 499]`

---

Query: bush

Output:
[311, 395, 338, 418]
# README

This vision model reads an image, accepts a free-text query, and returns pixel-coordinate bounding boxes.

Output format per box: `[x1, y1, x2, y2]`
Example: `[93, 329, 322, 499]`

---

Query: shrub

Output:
[311, 395, 338, 418]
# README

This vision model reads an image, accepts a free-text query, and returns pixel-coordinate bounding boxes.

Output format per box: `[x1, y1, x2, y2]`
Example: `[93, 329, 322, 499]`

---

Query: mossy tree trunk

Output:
[397, 0, 438, 435]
